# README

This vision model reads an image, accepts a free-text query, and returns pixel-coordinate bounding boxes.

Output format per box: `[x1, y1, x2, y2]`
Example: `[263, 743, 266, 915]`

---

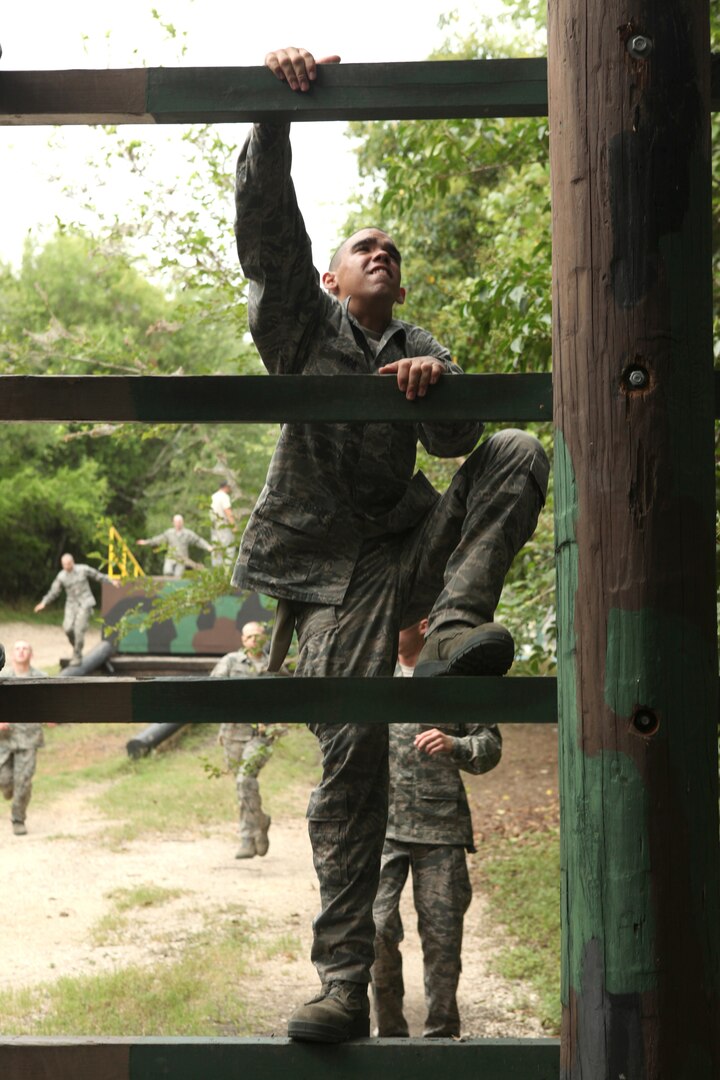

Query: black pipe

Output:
[127, 722, 189, 759]
[58, 640, 114, 677]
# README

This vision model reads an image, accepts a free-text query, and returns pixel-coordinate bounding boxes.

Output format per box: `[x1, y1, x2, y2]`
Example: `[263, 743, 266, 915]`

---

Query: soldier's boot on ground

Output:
[288, 981, 370, 1043]
[254, 813, 271, 857]
[235, 835, 256, 859]
[69, 651, 83, 667]
[12, 820, 27, 836]
[414, 622, 514, 678]
[372, 986, 410, 1038]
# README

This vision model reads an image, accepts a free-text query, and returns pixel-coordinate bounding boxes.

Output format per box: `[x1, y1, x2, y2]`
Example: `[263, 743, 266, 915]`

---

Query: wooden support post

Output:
[548, 2, 720, 1077]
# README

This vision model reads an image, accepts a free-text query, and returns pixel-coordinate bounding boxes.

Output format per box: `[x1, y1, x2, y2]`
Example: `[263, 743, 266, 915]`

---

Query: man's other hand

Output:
[265, 47, 341, 92]
[414, 728, 454, 756]
[378, 357, 445, 400]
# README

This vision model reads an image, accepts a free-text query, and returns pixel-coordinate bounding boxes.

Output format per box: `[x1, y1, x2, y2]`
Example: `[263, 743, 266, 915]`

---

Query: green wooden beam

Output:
[0, 59, 548, 125]
[2, 56, 718, 127]
[0, 374, 553, 423]
[0, 1037, 561, 1080]
[0, 675, 559, 725]
[2, 372, 719, 424]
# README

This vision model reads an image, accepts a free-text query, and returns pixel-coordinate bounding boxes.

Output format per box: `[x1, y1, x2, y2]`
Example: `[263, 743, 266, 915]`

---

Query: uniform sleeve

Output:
[85, 566, 111, 585]
[211, 656, 231, 677]
[143, 532, 168, 547]
[187, 530, 212, 553]
[41, 573, 64, 607]
[449, 724, 502, 775]
[235, 123, 323, 374]
[408, 328, 483, 458]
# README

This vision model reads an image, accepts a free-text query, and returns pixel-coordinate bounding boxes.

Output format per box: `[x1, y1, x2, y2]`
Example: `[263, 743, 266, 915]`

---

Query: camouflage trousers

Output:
[0, 745, 38, 825]
[222, 732, 272, 844]
[371, 840, 472, 1038]
[162, 558, 186, 578]
[63, 602, 92, 663]
[294, 429, 547, 986]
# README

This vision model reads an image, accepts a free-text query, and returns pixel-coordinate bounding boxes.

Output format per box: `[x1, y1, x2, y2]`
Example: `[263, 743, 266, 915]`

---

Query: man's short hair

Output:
[328, 227, 399, 272]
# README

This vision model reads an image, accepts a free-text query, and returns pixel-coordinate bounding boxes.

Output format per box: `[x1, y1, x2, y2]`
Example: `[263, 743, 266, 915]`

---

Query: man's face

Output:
[173, 516, 184, 531]
[241, 622, 267, 658]
[324, 229, 405, 309]
[61, 555, 74, 572]
[13, 641, 32, 665]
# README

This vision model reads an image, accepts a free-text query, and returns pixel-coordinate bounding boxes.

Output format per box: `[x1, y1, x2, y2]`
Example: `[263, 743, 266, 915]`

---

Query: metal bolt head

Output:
[628, 34, 653, 59]
[627, 368, 648, 388]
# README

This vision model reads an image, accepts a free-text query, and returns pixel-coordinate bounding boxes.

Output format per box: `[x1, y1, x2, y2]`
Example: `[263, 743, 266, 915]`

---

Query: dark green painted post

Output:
[548, 2, 719, 1076]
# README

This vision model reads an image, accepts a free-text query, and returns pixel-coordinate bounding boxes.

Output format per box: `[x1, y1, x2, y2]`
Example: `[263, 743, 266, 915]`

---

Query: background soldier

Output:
[137, 514, 212, 577]
[34, 553, 118, 665]
[212, 622, 285, 859]
[370, 622, 502, 1037]
[210, 481, 237, 568]
[0, 641, 53, 835]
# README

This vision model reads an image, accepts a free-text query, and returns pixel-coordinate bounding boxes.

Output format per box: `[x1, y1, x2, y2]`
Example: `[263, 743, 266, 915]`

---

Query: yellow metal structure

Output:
[107, 524, 145, 579]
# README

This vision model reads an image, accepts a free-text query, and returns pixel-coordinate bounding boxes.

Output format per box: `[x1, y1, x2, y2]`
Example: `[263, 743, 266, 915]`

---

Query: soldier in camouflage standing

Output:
[370, 621, 502, 1037]
[137, 514, 212, 577]
[212, 621, 284, 859]
[231, 46, 548, 1042]
[0, 641, 53, 835]
[34, 553, 119, 666]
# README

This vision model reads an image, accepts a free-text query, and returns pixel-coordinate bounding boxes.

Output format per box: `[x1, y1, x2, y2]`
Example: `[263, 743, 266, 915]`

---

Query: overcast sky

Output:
[0, 1, 505, 271]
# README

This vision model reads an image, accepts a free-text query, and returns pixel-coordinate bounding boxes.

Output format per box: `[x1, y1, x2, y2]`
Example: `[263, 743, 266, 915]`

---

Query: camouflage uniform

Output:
[143, 527, 212, 577]
[215, 650, 274, 854]
[231, 122, 548, 989]
[0, 703, 47, 829]
[40, 564, 111, 663]
[371, 718, 502, 1037]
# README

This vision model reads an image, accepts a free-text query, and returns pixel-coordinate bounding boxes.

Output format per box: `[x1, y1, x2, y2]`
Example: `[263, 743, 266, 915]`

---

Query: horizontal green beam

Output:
[0, 675, 559, 725]
[3, 372, 719, 424]
[2, 56, 719, 127]
[0, 1037, 561, 1080]
[0, 374, 553, 423]
[0, 60, 548, 125]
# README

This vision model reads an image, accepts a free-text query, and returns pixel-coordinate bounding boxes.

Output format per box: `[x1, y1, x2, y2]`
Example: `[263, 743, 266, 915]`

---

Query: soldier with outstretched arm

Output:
[137, 514, 212, 577]
[230, 46, 549, 1042]
[34, 553, 119, 666]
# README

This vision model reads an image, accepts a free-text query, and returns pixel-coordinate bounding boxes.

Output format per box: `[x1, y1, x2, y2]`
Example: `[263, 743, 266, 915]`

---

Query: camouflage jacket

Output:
[231, 123, 482, 606]
[41, 564, 110, 611]
[386, 723, 502, 851]
[144, 527, 212, 561]
[214, 651, 265, 741]
[0, 722, 45, 749]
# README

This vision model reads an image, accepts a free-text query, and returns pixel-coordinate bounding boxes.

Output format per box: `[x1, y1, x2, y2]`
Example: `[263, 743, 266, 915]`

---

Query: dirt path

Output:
[0, 735, 553, 1038]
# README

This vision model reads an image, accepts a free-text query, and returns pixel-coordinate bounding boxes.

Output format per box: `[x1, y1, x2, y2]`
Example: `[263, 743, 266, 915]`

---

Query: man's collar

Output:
[342, 296, 406, 346]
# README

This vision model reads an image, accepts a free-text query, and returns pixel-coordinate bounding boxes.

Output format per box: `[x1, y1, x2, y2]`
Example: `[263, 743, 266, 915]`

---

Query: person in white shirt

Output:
[210, 482, 236, 568]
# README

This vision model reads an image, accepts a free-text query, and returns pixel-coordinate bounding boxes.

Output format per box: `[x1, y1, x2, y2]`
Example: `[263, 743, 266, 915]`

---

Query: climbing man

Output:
[212, 621, 285, 859]
[137, 514, 212, 577]
[34, 553, 119, 666]
[230, 46, 549, 1042]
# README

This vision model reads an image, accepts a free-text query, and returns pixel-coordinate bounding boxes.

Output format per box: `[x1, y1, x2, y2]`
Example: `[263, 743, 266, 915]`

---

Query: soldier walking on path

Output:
[34, 554, 119, 666]
[0, 641, 54, 835]
[231, 46, 548, 1043]
[212, 622, 285, 859]
[137, 514, 212, 577]
[371, 621, 502, 1038]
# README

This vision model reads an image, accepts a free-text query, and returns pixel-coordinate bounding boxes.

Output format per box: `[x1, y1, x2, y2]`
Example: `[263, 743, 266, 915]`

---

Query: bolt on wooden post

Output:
[548, 2, 720, 1077]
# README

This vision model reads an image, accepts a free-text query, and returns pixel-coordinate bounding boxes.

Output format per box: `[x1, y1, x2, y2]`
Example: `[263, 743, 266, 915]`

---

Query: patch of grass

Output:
[34, 722, 320, 843]
[476, 828, 561, 1033]
[0, 911, 261, 1036]
[92, 884, 189, 946]
[0, 599, 64, 626]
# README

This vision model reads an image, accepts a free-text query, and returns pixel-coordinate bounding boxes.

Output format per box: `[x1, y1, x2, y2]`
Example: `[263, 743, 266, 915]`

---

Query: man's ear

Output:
[322, 270, 339, 296]
[396, 286, 407, 305]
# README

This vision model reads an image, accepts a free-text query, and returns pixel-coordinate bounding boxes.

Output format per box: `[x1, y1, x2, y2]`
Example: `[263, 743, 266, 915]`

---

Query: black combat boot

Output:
[413, 622, 514, 677]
